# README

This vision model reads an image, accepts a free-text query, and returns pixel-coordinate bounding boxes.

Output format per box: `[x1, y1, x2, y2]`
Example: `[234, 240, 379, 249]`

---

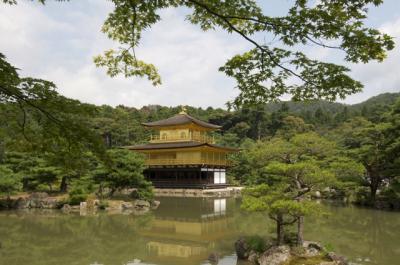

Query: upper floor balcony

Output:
[150, 132, 215, 144]
[145, 157, 231, 167]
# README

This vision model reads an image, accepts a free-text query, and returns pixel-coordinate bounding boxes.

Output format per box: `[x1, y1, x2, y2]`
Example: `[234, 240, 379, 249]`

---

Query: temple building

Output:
[127, 108, 238, 189]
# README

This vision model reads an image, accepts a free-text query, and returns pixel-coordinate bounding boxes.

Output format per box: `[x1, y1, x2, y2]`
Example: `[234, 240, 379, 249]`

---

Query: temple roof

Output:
[125, 141, 238, 152]
[142, 113, 221, 130]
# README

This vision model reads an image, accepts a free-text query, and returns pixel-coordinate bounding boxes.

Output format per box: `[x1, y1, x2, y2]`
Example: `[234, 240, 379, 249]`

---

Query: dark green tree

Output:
[240, 133, 339, 245]
[92, 149, 153, 200]
[275, 116, 313, 140]
[265, 160, 335, 245]
[0, 165, 21, 200]
[333, 110, 400, 203]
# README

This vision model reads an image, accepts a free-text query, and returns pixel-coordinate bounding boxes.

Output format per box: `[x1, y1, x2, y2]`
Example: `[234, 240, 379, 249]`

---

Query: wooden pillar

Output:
[198, 169, 201, 183]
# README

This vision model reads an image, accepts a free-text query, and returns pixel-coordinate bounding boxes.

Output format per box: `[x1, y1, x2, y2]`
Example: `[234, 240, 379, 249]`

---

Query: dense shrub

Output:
[130, 184, 154, 201]
[246, 235, 268, 253]
[68, 187, 89, 205]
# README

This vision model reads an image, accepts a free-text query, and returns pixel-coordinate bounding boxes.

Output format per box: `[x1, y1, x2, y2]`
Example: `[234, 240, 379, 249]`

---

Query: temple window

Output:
[180, 131, 187, 139]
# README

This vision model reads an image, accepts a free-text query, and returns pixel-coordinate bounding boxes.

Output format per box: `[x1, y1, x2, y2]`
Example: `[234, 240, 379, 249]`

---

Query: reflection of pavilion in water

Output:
[140, 197, 237, 265]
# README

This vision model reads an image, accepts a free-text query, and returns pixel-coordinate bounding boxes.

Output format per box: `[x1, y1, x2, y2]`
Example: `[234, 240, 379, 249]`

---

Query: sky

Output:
[0, 0, 399, 109]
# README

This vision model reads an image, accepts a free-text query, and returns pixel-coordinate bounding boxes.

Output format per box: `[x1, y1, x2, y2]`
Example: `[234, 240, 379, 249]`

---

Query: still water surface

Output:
[0, 197, 399, 265]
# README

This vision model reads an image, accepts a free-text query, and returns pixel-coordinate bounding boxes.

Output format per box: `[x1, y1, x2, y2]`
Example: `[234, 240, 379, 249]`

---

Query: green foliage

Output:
[0, 165, 20, 197]
[0, 52, 106, 162]
[1, 41, 399, 208]
[323, 243, 335, 253]
[243, 183, 322, 219]
[131, 185, 154, 201]
[246, 235, 268, 253]
[380, 177, 400, 204]
[234, 131, 338, 185]
[92, 149, 153, 200]
[93, 49, 161, 85]
[0, 70, 154, 200]
[385, 98, 400, 178]
[242, 181, 324, 245]
[328, 158, 365, 184]
[229, 139, 256, 185]
[91, 0, 394, 106]
[68, 187, 89, 205]
[266, 160, 336, 190]
[275, 116, 313, 140]
[215, 132, 240, 148]
[332, 109, 399, 202]
[105, 149, 145, 190]
[241, 184, 272, 212]
[30, 165, 61, 192]
[4, 1, 394, 106]
[239, 131, 342, 245]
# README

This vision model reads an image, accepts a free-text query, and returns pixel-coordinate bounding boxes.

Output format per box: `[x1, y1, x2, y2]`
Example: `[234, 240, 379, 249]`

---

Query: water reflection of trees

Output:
[0, 198, 247, 265]
[0, 198, 275, 265]
[0, 200, 398, 265]
[305, 203, 400, 265]
[0, 211, 152, 265]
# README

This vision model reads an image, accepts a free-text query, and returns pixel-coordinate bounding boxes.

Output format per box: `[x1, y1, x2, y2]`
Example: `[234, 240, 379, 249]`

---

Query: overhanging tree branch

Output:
[0, 85, 62, 126]
[186, 0, 320, 89]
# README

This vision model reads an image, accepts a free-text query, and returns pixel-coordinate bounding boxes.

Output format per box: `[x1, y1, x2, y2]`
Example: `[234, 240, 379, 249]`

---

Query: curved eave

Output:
[124, 142, 203, 151]
[124, 142, 239, 152]
[141, 114, 221, 130]
[142, 123, 221, 131]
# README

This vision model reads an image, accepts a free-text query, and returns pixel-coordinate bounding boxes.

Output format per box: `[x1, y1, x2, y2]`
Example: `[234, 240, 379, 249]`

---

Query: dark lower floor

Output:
[144, 167, 229, 189]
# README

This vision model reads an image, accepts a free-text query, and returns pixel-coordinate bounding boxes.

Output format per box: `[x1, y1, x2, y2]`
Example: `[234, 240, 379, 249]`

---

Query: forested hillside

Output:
[87, 92, 400, 148]
[1, 91, 399, 209]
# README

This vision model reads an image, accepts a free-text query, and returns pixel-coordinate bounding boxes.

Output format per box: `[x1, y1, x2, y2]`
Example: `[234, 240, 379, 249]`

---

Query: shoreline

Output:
[153, 186, 243, 197]
[1, 189, 399, 213]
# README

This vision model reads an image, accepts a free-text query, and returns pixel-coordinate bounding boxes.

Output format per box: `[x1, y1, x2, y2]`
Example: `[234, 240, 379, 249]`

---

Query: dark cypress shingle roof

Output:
[142, 113, 221, 129]
[125, 141, 238, 151]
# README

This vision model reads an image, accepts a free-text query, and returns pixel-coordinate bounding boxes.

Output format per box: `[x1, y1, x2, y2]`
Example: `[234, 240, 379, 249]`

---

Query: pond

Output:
[0, 197, 399, 265]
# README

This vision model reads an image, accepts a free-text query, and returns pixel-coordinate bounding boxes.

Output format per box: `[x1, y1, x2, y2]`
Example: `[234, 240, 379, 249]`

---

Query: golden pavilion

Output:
[127, 108, 238, 189]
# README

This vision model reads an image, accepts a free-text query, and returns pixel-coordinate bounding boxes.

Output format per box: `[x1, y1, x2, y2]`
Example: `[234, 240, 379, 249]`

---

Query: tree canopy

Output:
[1, 0, 395, 108]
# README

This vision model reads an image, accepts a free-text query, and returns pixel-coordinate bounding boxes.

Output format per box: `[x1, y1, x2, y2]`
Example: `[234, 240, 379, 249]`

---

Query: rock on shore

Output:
[234, 237, 250, 259]
[258, 245, 291, 265]
[1, 193, 159, 215]
[235, 238, 349, 265]
[1, 192, 59, 210]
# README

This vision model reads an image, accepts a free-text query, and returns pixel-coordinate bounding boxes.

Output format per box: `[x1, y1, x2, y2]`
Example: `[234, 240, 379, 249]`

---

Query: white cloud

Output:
[0, 2, 74, 72]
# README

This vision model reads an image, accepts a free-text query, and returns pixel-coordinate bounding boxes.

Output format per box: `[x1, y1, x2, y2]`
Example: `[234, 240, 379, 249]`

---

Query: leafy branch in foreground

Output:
[2, 1, 395, 107]
[0, 53, 107, 168]
[77, 0, 394, 107]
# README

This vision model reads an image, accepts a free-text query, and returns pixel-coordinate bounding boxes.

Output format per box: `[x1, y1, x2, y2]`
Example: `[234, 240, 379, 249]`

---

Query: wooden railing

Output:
[150, 181, 230, 189]
[150, 134, 214, 143]
[145, 158, 230, 166]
